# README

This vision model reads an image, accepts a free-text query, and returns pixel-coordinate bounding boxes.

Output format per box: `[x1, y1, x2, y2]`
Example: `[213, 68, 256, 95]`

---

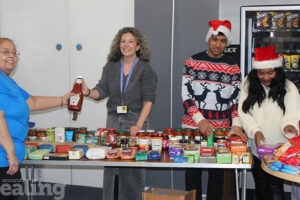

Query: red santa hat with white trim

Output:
[205, 19, 232, 46]
[252, 45, 283, 69]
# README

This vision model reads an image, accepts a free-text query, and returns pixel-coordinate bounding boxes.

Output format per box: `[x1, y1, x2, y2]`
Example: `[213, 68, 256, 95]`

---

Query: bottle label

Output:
[69, 94, 80, 106]
[162, 139, 169, 148]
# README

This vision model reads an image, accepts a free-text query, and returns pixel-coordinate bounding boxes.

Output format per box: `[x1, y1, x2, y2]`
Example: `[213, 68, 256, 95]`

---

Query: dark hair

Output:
[242, 67, 287, 114]
[107, 27, 150, 62]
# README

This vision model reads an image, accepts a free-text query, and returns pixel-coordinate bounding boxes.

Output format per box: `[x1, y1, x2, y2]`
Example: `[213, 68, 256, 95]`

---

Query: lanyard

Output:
[120, 57, 138, 104]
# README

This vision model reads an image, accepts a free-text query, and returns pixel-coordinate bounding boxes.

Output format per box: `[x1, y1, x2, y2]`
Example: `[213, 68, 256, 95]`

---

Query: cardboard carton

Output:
[143, 187, 196, 200]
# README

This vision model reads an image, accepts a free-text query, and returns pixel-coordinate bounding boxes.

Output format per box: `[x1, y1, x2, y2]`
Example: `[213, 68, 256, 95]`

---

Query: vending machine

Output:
[240, 5, 300, 91]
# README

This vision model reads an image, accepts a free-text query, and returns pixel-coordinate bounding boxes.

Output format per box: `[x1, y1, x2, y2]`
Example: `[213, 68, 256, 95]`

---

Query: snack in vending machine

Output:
[256, 12, 272, 29]
[286, 12, 299, 29]
[290, 55, 299, 69]
[271, 12, 286, 29]
[283, 54, 291, 70]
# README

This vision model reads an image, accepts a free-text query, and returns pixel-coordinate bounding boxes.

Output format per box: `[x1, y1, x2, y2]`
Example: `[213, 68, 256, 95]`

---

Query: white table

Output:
[21, 152, 252, 200]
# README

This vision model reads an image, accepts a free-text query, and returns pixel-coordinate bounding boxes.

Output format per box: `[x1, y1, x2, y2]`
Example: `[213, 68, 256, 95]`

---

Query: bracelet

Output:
[85, 89, 90, 97]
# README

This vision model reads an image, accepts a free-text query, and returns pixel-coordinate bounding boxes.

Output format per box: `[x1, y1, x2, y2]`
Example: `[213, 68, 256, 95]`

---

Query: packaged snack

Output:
[286, 12, 299, 28]
[290, 55, 299, 69]
[256, 12, 271, 29]
[283, 54, 291, 70]
[271, 12, 286, 29]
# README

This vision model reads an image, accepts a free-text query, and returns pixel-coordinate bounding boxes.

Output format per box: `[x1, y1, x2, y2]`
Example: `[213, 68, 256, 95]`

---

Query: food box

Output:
[274, 141, 293, 157]
[135, 150, 148, 161]
[28, 149, 50, 160]
[216, 152, 232, 164]
[232, 152, 252, 164]
[257, 144, 281, 159]
[38, 144, 55, 153]
[24, 145, 37, 159]
[143, 187, 196, 200]
[200, 147, 214, 156]
[183, 148, 199, 163]
[230, 143, 247, 153]
[43, 153, 69, 160]
[198, 156, 216, 163]
[69, 149, 84, 159]
[56, 144, 72, 153]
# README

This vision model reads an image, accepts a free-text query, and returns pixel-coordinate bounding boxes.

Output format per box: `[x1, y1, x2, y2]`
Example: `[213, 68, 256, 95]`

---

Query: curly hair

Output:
[242, 67, 287, 114]
[107, 27, 151, 62]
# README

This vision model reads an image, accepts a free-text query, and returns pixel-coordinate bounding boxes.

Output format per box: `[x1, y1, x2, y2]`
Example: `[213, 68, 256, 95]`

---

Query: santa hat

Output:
[252, 45, 283, 69]
[205, 19, 232, 46]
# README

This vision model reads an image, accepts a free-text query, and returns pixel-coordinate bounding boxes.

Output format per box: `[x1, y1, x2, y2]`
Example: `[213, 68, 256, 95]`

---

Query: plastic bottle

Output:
[68, 76, 84, 120]
[162, 132, 169, 151]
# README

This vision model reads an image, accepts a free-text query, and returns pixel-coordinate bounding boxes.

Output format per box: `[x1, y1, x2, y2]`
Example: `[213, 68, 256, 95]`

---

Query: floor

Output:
[17, 184, 291, 200]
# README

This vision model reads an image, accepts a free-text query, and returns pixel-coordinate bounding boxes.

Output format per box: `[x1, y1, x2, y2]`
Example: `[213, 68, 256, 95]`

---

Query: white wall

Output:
[219, 0, 299, 44]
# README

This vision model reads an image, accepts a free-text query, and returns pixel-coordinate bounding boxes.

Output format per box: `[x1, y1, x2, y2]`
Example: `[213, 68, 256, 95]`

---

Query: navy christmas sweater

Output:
[181, 50, 241, 129]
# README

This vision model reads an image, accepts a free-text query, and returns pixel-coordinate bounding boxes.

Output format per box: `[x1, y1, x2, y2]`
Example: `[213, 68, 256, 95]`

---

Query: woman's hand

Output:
[81, 79, 90, 96]
[228, 126, 248, 143]
[130, 125, 141, 136]
[60, 92, 72, 106]
[6, 152, 19, 175]
[254, 131, 265, 147]
[283, 125, 298, 138]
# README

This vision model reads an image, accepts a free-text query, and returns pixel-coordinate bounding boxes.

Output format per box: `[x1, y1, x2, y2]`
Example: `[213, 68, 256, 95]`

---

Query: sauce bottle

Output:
[68, 76, 84, 120]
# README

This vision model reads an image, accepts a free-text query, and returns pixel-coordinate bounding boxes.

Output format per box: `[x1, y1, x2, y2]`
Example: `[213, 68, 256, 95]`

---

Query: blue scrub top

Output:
[0, 71, 30, 167]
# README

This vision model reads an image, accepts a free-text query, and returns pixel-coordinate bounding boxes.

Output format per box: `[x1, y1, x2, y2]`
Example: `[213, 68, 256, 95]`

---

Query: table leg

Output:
[235, 169, 240, 200]
[25, 165, 30, 200]
[30, 165, 34, 200]
[241, 169, 247, 200]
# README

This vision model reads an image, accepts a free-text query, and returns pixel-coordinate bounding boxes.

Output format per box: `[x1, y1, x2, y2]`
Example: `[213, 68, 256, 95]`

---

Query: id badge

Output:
[117, 106, 127, 114]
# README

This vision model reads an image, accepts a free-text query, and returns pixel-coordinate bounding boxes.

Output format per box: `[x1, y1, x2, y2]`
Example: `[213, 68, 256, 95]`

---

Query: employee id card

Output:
[117, 105, 127, 114]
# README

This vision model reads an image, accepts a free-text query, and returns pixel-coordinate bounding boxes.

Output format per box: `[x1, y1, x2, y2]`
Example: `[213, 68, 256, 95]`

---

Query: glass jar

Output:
[193, 128, 201, 144]
[174, 128, 184, 142]
[161, 132, 169, 151]
[37, 128, 47, 141]
[136, 130, 146, 147]
[107, 128, 117, 148]
[77, 127, 88, 143]
[164, 127, 174, 138]
[116, 130, 126, 147]
[46, 128, 55, 142]
[214, 128, 225, 142]
[86, 130, 95, 144]
[120, 138, 129, 150]
[156, 129, 164, 137]
[183, 128, 194, 143]
[224, 127, 231, 139]
[28, 128, 37, 141]
[97, 128, 108, 146]
[126, 130, 136, 147]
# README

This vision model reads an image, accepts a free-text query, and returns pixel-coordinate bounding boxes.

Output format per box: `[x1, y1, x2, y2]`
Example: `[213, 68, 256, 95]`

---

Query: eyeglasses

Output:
[0, 50, 20, 56]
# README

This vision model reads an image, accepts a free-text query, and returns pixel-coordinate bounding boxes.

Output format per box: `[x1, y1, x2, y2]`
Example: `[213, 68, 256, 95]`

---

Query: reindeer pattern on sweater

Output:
[181, 51, 241, 129]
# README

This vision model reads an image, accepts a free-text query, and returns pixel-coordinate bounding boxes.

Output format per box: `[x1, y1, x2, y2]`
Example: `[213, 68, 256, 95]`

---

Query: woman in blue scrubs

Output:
[0, 37, 71, 200]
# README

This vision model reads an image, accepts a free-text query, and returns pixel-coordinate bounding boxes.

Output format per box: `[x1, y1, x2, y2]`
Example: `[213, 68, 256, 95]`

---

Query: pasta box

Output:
[143, 187, 196, 200]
